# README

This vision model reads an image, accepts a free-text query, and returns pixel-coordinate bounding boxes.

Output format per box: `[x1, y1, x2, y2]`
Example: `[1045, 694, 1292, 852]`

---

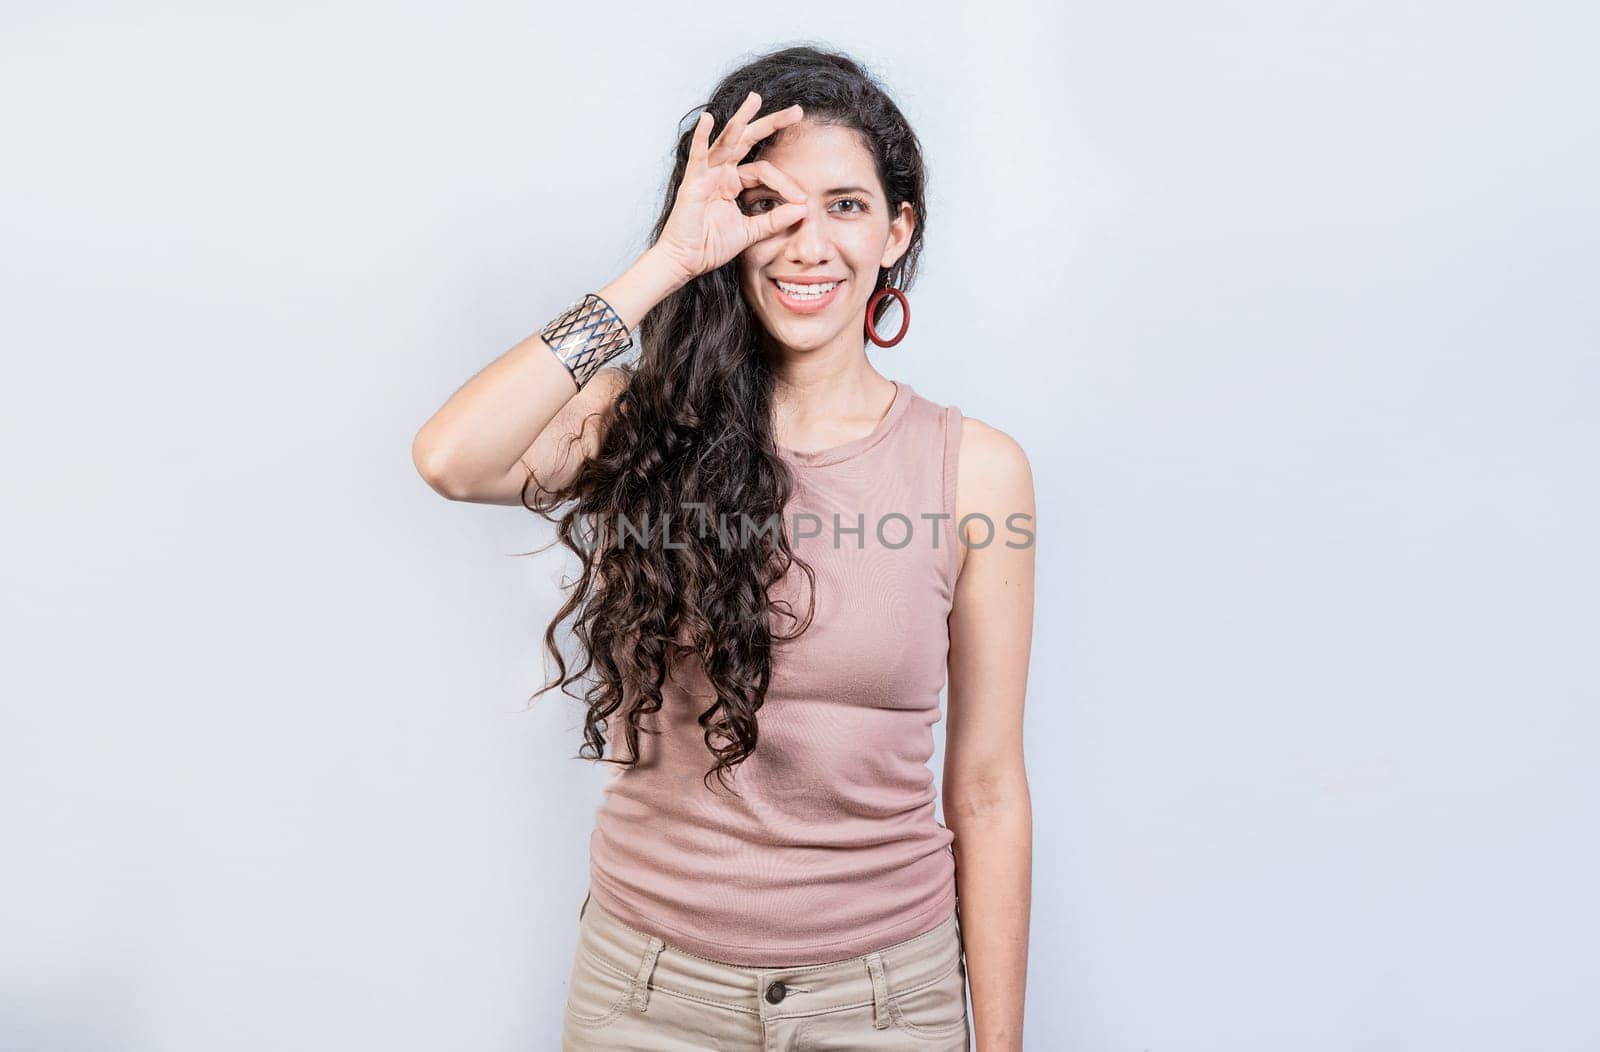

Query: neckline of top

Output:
[776, 380, 914, 468]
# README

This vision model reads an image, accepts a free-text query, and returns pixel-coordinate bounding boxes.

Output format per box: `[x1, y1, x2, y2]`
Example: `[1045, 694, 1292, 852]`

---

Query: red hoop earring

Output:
[864, 285, 910, 347]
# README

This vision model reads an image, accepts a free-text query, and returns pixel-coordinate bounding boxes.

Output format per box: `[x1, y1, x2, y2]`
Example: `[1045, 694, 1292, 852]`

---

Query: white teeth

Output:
[775, 279, 839, 298]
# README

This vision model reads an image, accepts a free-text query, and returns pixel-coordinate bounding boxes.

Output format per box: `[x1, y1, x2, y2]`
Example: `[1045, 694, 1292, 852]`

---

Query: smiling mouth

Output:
[770, 277, 845, 312]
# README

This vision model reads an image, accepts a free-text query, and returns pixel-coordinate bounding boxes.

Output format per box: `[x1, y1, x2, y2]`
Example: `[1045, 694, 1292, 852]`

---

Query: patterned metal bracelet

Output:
[539, 292, 634, 389]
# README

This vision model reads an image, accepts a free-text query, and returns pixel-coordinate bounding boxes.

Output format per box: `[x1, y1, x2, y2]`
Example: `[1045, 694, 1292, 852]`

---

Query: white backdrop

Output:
[3, 2, 1596, 1050]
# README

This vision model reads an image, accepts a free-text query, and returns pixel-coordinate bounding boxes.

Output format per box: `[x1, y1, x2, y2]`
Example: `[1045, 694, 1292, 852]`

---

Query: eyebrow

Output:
[743, 185, 875, 198]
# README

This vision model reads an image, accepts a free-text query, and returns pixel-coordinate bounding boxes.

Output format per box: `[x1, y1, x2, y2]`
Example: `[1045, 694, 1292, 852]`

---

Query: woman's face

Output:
[736, 121, 915, 357]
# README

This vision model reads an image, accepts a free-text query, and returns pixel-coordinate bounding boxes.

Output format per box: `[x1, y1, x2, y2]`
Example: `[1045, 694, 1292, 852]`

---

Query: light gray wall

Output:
[2, 3, 1595, 1050]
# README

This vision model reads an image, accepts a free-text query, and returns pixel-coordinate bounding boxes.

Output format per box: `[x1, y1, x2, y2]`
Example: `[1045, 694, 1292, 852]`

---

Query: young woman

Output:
[413, 46, 1034, 1051]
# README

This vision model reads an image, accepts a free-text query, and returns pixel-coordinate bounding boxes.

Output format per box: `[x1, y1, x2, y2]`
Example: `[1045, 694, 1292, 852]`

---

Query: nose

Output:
[781, 202, 832, 264]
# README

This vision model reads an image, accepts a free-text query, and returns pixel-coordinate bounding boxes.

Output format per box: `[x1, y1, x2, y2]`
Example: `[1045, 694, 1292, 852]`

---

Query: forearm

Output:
[412, 247, 684, 490]
[946, 781, 1032, 1052]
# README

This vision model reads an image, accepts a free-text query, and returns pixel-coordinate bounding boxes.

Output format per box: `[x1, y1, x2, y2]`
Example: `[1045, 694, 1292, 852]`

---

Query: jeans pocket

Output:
[887, 955, 969, 1039]
[563, 933, 632, 1031]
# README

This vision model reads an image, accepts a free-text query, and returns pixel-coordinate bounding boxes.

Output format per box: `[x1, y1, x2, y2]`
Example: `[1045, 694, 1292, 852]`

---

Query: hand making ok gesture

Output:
[653, 91, 811, 284]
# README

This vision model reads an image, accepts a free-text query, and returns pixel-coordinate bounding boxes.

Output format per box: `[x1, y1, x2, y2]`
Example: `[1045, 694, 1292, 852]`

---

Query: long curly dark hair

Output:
[522, 44, 928, 792]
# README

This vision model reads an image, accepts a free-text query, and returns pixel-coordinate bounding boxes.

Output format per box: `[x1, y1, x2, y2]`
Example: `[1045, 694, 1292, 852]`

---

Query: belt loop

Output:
[578, 889, 591, 921]
[863, 952, 890, 1030]
[628, 935, 665, 1012]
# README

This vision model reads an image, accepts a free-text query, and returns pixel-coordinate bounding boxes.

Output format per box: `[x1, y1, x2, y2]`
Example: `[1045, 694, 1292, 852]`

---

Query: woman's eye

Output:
[745, 197, 867, 215]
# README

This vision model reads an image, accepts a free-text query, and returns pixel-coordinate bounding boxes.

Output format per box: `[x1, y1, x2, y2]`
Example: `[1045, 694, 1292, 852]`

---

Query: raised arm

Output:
[410, 248, 686, 505]
[412, 90, 814, 508]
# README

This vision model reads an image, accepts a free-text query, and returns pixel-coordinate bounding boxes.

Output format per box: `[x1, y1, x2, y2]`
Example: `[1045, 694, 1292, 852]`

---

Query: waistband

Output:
[576, 888, 964, 1022]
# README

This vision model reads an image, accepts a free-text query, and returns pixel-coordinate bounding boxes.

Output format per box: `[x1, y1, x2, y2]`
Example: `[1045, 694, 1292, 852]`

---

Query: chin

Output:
[763, 324, 838, 354]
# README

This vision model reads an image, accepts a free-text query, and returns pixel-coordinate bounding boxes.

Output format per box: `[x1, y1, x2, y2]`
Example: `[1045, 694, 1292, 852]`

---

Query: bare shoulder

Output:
[952, 413, 1036, 579]
[956, 415, 1032, 496]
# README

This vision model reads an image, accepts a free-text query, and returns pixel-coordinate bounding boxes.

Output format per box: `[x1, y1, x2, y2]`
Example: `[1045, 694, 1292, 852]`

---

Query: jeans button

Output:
[765, 980, 787, 1004]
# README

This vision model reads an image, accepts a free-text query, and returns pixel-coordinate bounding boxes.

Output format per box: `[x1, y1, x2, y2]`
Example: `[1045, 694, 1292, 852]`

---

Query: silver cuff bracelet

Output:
[539, 292, 634, 389]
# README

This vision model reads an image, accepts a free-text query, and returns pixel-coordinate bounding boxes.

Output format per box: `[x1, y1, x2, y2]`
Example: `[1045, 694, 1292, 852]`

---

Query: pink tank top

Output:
[584, 379, 963, 966]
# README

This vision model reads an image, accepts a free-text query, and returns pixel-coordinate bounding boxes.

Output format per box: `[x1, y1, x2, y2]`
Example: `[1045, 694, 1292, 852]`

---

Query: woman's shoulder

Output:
[956, 414, 1028, 464]
[901, 382, 1029, 467]
[904, 385, 1033, 583]
[934, 394, 1033, 515]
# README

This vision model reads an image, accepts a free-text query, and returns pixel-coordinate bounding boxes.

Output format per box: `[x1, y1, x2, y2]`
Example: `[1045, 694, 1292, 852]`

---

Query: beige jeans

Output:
[561, 888, 970, 1051]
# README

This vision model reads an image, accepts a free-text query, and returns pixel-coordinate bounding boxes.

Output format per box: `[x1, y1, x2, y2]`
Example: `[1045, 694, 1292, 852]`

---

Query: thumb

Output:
[747, 202, 808, 243]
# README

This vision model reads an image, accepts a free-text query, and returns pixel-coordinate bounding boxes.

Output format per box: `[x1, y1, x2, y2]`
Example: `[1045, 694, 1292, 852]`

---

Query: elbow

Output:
[412, 430, 470, 501]
[943, 768, 1031, 825]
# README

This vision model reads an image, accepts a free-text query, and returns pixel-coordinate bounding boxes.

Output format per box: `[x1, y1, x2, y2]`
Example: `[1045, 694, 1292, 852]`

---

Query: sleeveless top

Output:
[584, 379, 964, 966]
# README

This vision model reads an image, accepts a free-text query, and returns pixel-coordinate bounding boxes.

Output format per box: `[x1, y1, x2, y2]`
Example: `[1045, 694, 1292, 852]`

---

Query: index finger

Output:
[738, 159, 808, 204]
